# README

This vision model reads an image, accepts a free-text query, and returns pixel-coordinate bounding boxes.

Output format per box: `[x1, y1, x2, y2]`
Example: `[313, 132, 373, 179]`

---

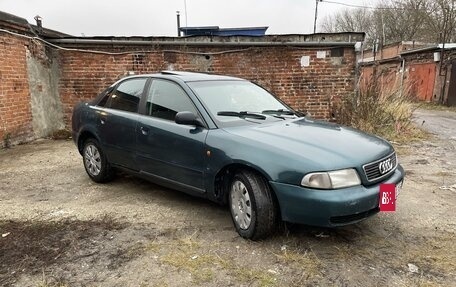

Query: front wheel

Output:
[82, 139, 114, 183]
[229, 170, 279, 240]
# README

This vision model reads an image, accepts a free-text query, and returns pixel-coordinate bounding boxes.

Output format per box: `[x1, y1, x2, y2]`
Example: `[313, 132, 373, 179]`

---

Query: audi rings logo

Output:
[378, 158, 393, 174]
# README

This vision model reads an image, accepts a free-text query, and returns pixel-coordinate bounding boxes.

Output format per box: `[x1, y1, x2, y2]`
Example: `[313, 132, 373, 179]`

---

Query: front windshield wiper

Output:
[262, 109, 305, 117]
[262, 109, 295, 115]
[217, 111, 266, 120]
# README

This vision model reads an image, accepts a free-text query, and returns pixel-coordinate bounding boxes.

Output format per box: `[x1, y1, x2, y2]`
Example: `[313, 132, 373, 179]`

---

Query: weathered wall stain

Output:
[26, 47, 65, 138]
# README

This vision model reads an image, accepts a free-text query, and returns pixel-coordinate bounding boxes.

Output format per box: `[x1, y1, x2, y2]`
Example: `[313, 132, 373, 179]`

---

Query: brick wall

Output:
[58, 45, 356, 123]
[362, 42, 431, 62]
[0, 28, 33, 146]
[1, 23, 359, 146]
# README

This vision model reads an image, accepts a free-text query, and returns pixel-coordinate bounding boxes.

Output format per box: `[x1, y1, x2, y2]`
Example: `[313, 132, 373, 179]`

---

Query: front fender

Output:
[204, 129, 299, 198]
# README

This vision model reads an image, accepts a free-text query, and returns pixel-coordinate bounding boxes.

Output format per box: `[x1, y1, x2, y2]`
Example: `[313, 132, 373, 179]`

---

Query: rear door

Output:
[136, 78, 208, 192]
[97, 77, 148, 170]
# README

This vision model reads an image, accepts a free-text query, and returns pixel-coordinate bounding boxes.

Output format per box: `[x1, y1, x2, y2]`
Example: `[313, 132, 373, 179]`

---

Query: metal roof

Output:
[0, 11, 28, 26]
[400, 43, 456, 55]
[47, 32, 365, 48]
[180, 26, 269, 37]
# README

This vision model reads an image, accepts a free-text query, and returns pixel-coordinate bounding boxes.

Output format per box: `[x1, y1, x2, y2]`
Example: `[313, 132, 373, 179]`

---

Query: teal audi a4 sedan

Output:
[72, 71, 404, 240]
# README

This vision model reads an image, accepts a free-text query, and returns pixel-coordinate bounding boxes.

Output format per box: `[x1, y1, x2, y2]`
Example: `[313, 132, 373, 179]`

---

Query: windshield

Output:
[188, 80, 292, 127]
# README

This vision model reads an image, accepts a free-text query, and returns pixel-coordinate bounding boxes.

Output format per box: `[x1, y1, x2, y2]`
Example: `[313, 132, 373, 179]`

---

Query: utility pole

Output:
[313, 0, 322, 34]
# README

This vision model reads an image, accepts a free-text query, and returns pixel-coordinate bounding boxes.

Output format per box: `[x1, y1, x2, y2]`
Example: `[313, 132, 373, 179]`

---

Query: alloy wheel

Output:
[84, 144, 102, 176]
[230, 180, 252, 230]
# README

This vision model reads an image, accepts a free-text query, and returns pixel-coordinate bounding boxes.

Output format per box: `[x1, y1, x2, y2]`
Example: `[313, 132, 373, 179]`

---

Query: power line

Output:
[321, 0, 423, 11]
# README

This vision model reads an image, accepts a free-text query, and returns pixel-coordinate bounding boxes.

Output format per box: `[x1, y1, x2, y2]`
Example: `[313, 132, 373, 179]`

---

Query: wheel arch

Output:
[213, 163, 281, 218]
[77, 129, 100, 155]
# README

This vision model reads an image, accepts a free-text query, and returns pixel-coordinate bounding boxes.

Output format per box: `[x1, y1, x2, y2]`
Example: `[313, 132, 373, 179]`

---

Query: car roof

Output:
[123, 71, 245, 83]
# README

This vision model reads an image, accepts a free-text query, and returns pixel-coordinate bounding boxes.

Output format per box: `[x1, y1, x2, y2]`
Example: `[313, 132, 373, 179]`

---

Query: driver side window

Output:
[146, 79, 198, 121]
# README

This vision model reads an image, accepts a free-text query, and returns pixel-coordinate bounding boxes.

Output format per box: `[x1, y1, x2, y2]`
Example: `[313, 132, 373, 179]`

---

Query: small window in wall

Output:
[331, 48, 344, 57]
[133, 54, 146, 70]
[146, 79, 198, 121]
[107, 78, 147, 112]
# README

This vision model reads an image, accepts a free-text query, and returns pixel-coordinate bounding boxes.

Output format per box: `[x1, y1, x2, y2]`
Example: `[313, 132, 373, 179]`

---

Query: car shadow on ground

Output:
[112, 171, 387, 243]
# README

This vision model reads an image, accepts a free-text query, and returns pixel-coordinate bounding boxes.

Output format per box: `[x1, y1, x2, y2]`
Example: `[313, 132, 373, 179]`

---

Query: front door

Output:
[136, 79, 208, 191]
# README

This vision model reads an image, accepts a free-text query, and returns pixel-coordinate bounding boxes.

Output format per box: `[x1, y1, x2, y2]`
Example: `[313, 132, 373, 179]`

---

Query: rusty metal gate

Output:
[408, 63, 436, 101]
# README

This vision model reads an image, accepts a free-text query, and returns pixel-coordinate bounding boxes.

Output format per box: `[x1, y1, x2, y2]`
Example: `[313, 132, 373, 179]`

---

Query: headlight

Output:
[301, 169, 361, 189]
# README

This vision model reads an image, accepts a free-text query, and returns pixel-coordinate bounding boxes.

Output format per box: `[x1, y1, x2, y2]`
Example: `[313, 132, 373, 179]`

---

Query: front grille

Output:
[330, 207, 380, 224]
[363, 152, 397, 182]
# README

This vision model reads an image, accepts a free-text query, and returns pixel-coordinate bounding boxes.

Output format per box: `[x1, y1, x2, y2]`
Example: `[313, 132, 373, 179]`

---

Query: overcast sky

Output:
[1, 0, 372, 36]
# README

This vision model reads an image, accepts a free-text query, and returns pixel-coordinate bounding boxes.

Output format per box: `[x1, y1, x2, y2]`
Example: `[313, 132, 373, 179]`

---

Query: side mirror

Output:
[175, 111, 204, 127]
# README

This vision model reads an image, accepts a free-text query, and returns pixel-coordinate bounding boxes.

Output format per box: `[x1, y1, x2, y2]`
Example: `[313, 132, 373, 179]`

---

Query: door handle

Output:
[100, 119, 105, 125]
[140, 126, 149, 135]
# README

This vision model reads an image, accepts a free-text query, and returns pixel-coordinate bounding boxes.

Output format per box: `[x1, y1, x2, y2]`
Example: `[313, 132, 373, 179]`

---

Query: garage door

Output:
[408, 63, 436, 101]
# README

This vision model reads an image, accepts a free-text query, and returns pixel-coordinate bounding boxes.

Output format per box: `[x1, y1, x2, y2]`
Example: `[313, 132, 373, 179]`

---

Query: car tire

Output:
[229, 170, 279, 240]
[82, 138, 114, 183]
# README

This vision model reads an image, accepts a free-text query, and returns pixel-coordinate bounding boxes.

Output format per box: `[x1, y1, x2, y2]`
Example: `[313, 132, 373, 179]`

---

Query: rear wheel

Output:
[82, 139, 114, 183]
[229, 170, 279, 240]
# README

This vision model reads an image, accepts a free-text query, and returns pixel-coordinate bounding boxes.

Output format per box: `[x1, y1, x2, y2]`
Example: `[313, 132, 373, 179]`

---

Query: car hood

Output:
[221, 117, 394, 172]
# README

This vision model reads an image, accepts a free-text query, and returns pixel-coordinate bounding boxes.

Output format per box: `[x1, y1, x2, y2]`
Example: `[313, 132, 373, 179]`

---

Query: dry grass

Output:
[2, 132, 11, 148]
[274, 247, 322, 279]
[50, 129, 72, 140]
[432, 170, 456, 187]
[156, 234, 277, 286]
[416, 102, 456, 112]
[36, 271, 68, 287]
[403, 233, 456, 277]
[214, 254, 277, 287]
[336, 78, 427, 143]
[433, 171, 454, 177]
[160, 236, 215, 283]
[162, 252, 216, 283]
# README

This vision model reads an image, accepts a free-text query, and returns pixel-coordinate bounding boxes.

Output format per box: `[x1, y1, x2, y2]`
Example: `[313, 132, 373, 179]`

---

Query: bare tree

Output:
[320, 0, 455, 45]
[321, 8, 372, 33]
[423, 0, 456, 42]
[321, 7, 377, 45]
[372, 0, 427, 43]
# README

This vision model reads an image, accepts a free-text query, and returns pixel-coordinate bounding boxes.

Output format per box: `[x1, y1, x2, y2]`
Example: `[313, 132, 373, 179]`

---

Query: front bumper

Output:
[270, 164, 405, 227]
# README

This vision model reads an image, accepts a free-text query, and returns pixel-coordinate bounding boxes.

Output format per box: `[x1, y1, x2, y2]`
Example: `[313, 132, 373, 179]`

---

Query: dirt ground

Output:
[0, 108, 455, 287]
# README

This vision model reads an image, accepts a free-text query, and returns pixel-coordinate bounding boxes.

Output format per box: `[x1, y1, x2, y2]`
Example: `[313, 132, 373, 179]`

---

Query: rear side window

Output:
[106, 78, 147, 112]
[146, 79, 198, 121]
